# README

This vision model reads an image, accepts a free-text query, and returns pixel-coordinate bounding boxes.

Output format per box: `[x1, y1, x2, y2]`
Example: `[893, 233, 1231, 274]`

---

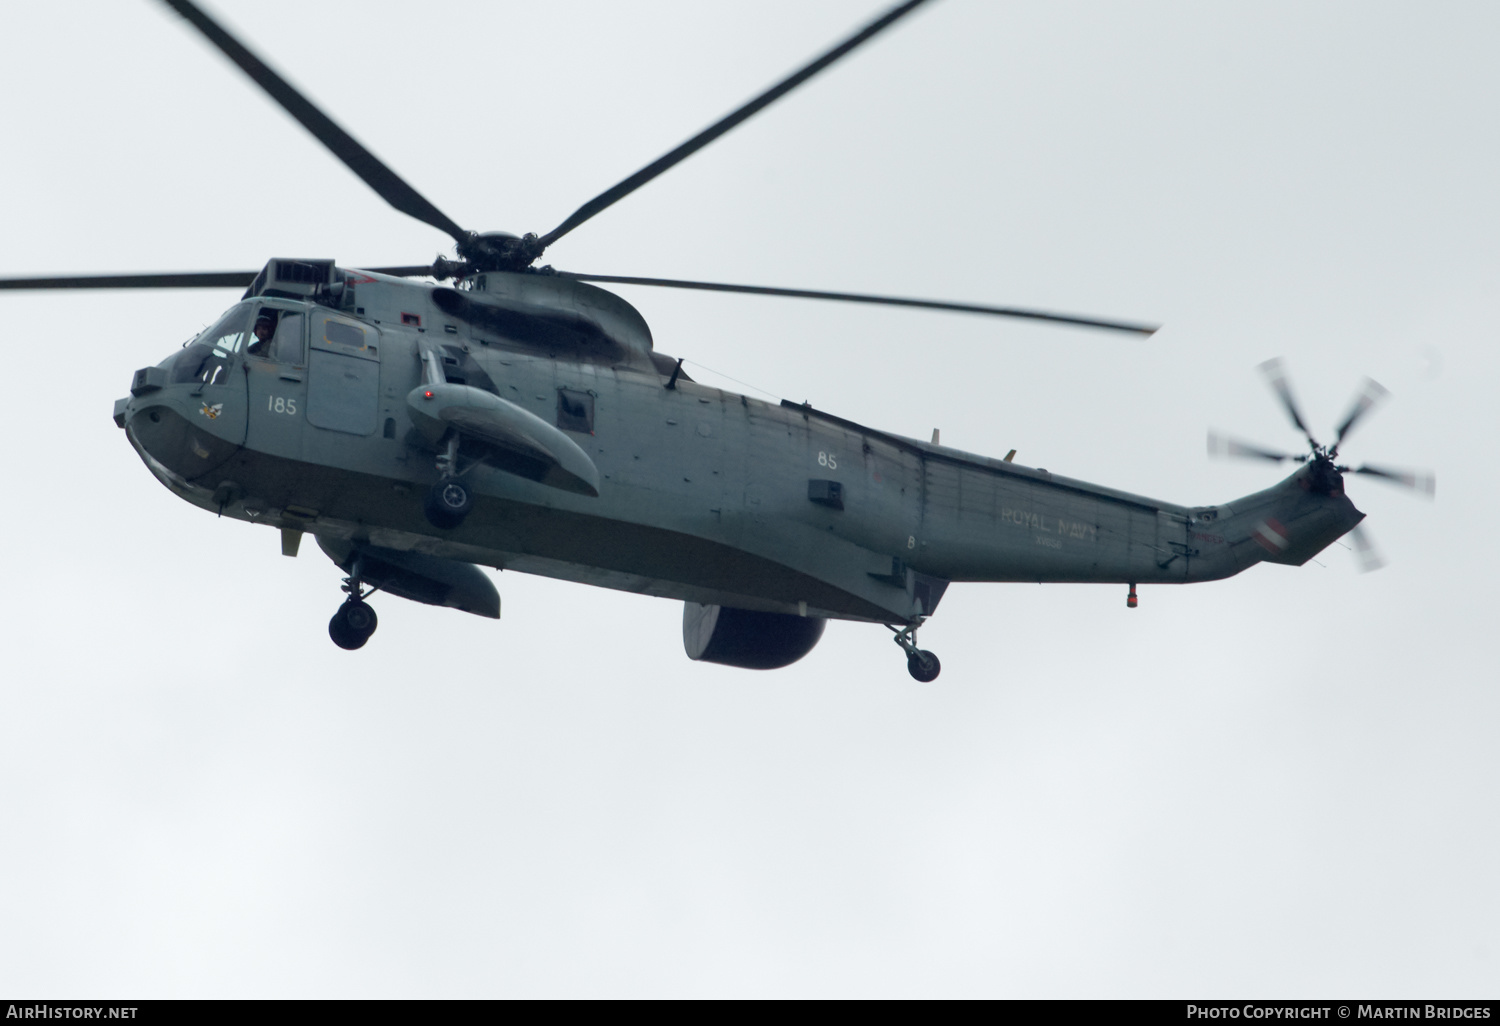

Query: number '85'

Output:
[817, 451, 837, 470]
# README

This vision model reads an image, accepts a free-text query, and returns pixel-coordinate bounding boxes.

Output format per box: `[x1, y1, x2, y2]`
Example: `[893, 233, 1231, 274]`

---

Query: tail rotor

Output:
[1210, 359, 1434, 572]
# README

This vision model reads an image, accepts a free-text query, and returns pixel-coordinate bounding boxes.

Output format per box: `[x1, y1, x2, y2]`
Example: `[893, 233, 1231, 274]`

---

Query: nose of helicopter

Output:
[113, 366, 242, 486]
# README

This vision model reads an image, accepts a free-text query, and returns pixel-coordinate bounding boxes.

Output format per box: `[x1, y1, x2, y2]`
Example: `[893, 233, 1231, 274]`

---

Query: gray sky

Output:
[1, 0, 1495, 997]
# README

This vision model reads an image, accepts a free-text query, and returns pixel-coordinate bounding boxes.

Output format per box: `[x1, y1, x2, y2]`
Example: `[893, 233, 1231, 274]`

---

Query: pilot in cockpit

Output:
[247, 313, 276, 356]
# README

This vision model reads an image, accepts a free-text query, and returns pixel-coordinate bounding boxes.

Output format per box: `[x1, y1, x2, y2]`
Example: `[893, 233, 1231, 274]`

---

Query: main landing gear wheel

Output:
[907, 650, 941, 683]
[329, 599, 378, 650]
[888, 621, 941, 682]
[423, 478, 472, 529]
[329, 556, 379, 650]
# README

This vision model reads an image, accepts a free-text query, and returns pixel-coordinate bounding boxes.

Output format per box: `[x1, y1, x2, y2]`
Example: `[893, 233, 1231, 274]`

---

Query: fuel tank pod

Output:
[407, 382, 600, 497]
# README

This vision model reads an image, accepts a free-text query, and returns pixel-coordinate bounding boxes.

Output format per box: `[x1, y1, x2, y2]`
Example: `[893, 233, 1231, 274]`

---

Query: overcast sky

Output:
[1, 0, 1495, 998]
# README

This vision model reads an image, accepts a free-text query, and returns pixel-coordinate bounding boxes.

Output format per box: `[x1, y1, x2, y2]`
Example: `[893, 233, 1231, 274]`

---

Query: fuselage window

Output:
[557, 389, 594, 434]
[325, 320, 366, 349]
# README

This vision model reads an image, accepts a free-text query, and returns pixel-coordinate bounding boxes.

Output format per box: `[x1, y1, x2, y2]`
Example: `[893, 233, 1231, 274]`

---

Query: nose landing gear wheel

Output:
[906, 650, 941, 682]
[329, 599, 378, 650]
[423, 478, 472, 529]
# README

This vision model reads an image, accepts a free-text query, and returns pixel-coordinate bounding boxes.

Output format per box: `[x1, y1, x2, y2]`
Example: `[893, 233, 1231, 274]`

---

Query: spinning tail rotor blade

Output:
[1347, 522, 1386, 573]
[1333, 377, 1391, 449]
[1207, 431, 1299, 462]
[1348, 463, 1436, 498]
[1258, 357, 1318, 448]
[0, 271, 257, 290]
[559, 273, 1158, 335]
[1216, 364, 1432, 570]
[158, 0, 467, 244]
[534, 0, 933, 252]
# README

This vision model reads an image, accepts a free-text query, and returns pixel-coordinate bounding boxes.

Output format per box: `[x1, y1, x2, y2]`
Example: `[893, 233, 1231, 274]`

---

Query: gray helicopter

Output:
[2, 0, 1434, 680]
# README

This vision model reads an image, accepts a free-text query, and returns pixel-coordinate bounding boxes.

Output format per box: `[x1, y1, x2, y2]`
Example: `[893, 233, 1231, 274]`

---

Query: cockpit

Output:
[171, 303, 248, 386]
[170, 300, 312, 386]
[248, 307, 307, 362]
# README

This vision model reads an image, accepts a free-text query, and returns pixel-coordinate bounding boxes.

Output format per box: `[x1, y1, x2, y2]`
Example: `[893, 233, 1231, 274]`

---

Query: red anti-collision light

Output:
[423, 390, 434, 399]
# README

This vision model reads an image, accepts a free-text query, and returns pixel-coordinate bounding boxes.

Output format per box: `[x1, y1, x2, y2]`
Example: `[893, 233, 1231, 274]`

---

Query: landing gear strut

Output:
[888, 620, 941, 682]
[329, 557, 379, 650]
[423, 434, 474, 530]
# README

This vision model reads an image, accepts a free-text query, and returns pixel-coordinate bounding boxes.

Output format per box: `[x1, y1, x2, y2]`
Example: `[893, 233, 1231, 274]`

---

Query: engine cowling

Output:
[682, 602, 826, 670]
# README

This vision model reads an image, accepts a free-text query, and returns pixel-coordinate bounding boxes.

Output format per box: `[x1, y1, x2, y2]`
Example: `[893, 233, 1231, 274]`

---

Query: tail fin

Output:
[1195, 465, 1365, 578]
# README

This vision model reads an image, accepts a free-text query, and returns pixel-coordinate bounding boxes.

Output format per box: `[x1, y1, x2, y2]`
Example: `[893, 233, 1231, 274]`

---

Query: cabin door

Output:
[306, 311, 382, 436]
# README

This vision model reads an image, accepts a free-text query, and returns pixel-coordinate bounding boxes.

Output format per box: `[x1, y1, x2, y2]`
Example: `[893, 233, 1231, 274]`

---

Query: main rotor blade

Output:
[1207, 431, 1299, 462]
[1333, 376, 1391, 449]
[559, 273, 1158, 335]
[0, 264, 458, 291]
[1257, 357, 1318, 449]
[1349, 463, 1436, 498]
[158, 0, 467, 243]
[534, 0, 933, 251]
[0, 271, 256, 290]
[1347, 522, 1386, 573]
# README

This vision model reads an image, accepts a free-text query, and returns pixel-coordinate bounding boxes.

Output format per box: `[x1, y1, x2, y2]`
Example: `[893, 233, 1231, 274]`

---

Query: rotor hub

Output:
[1304, 455, 1346, 497]
[456, 231, 545, 274]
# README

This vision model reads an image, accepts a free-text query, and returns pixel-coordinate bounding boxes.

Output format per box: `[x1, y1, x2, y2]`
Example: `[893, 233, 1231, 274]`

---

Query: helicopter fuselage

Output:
[114, 263, 1364, 629]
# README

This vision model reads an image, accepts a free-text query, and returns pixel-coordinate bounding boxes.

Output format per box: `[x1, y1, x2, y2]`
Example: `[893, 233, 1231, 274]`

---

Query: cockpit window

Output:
[247, 308, 305, 363]
[272, 313, 304, 363]
[172, 306, 249, 385]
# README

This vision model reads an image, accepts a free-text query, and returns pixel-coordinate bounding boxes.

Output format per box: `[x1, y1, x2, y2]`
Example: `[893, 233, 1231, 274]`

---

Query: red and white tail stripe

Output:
[1252, 517, 1291, 554]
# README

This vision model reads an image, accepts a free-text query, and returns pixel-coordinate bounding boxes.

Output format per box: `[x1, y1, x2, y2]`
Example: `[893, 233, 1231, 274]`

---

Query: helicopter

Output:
[0, 0, 1435, 681]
